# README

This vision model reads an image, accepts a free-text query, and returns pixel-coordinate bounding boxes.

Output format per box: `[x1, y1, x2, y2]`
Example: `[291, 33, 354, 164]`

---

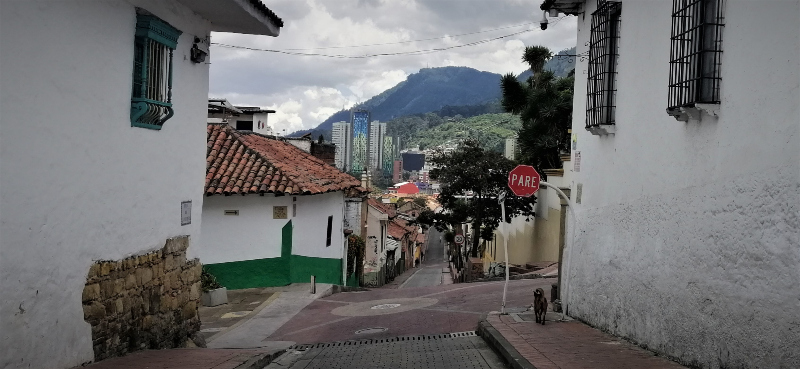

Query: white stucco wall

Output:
[0, 1, 212, 367]
[292, 191, 347, 259]
[201, 191, 346, 263]
[344, 198, 364, 236]
[200, 195, 290, 264]
[253, 112, 274, 136]
[365, 205, 388, 273]
[563, 1, 800, 368]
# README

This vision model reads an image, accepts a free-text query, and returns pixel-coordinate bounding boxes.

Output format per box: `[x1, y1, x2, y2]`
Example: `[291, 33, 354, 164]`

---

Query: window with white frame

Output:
[667, 0, 724, 120]
[130, 12, 182, 130]
[586, 0, 621, 133]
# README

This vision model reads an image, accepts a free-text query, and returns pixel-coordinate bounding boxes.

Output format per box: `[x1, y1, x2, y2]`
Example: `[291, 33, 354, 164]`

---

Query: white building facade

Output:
[0, 1, 281, 367]
[369, 121, 387, 171]
[543, 0, 800, 368]
[202, 125, 365, 289]
[332, 121, 352, 171]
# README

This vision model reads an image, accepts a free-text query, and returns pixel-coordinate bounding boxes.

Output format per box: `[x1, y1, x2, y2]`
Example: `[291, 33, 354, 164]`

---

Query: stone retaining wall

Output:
[82, 235, 202, 361]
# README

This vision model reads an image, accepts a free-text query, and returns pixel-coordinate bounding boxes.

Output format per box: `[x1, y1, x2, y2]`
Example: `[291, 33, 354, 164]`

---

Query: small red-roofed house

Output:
[396, 182, 420, 194]
[202, 124, 366, 288]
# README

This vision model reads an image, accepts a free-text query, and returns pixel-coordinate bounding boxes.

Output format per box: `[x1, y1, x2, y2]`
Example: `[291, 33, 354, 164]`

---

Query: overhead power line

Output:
[280, 22, 536, 51]
[211, 17, 567, 59]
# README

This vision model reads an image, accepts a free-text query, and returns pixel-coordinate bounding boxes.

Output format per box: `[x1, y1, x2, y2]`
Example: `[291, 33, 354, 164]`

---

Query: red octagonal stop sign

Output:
[508, 165, 540, 197]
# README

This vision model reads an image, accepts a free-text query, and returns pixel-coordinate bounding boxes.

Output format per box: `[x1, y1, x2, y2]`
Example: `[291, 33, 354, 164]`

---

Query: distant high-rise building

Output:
[332, 121, 352, 171]
[351, 110, 371, 173]
[369, 121, 388, 172]
[504, 138, 517, 160]
[393, 160, 403, 183]
[381, 136, 394, 176]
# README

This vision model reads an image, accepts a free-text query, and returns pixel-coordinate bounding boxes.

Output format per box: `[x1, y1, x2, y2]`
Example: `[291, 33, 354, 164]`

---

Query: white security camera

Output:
[539, 11, 549, 30]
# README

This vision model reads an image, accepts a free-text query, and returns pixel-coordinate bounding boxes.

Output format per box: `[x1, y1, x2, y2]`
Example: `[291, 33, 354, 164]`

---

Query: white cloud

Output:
[208, 0, 577, 132]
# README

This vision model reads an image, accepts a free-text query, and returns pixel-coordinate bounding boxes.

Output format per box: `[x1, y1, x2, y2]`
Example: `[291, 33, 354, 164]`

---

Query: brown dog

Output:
[533, 288, 547, 325]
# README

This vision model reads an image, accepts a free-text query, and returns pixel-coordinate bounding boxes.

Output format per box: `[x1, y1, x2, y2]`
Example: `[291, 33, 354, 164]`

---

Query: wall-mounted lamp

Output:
[191, 37, 209, 63]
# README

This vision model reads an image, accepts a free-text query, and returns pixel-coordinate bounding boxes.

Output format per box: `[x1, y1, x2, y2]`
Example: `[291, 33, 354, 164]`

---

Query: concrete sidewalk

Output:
[205, 283, 335, 350]
[479, 311, 687, 369]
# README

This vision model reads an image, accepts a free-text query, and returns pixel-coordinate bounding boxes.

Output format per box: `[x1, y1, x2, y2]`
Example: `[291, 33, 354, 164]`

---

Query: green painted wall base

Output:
[205, 255, 343, 290]
[204, 220, 344, 289]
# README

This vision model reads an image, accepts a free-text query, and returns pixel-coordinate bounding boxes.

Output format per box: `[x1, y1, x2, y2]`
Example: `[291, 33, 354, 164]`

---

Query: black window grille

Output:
[586, 0, 621, 129]
[667, 0, 724, 117]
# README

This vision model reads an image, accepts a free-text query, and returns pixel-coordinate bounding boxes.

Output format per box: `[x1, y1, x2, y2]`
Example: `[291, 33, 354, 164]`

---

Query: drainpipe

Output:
[539, 181, 573, 321]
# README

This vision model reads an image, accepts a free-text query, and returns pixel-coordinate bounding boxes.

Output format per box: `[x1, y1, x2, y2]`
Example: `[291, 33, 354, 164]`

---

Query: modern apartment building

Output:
[333, 110, 396, 176]
[368, 121, 387, 173]
[332, 121, 351, 171]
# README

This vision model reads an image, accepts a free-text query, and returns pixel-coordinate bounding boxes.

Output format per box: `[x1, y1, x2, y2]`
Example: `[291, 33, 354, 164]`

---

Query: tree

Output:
[501, 45, 574, 171]
[419, 140, 536, 260]
[318, 134, 324, 144]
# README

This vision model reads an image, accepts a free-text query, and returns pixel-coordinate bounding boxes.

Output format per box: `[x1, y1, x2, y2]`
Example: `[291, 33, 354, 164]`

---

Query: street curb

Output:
[477, 319, 537, 369]
[234, 349, 286, 369]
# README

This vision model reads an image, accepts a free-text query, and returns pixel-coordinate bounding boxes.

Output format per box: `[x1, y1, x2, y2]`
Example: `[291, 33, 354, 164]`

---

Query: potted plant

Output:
[200, 268, 227, 307]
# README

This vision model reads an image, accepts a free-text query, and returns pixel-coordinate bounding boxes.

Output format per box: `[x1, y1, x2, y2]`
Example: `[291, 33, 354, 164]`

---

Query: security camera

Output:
[539, 11, 549, 30]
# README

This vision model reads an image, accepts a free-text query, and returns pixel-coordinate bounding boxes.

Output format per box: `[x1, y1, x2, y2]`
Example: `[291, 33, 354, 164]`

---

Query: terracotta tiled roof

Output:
[206, 124, 365, 196]
[388, 221, 409, 240]
[388, 218, 418, 240]
[368, 198, 396, 218]
[247, 0, 284, 27]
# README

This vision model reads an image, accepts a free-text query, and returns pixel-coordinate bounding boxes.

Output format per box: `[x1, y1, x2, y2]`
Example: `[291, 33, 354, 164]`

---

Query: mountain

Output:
[291, 66, 503, 137]
[291, 47, 577, 141]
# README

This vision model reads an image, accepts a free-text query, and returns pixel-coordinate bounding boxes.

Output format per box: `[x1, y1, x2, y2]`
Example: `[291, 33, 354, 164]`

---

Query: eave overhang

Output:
[178, 0, 282, 36]
[541, 0, 585, 16]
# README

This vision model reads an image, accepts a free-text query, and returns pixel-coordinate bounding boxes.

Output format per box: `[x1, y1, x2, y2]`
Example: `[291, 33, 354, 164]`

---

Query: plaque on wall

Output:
[273, 206, 288, 219]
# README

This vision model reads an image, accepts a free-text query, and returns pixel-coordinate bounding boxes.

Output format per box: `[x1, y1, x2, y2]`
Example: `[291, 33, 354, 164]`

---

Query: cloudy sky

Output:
[209, 0, 577, 134]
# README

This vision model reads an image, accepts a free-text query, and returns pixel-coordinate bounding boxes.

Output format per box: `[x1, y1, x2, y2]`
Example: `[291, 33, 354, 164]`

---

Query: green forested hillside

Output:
[396, 113, 521, 153]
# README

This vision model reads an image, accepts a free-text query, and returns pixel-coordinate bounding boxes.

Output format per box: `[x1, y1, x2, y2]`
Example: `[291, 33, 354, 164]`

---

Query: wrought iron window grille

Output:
[130, 13, 182, 130]
[554, 50, 590, 63]
[667, 0, 724, 121]
[585, 0, 621, 134]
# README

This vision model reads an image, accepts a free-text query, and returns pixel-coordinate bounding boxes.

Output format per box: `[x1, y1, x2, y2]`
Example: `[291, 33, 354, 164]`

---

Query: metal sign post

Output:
[502, 165, 579, 318]
[499, 192, 510, 314]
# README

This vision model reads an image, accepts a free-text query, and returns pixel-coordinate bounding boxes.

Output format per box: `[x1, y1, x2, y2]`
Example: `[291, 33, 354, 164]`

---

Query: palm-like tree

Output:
[501, 46, 573, 171]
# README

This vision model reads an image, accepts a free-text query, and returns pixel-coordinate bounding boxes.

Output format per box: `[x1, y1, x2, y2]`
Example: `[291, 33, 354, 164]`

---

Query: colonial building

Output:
[541, 0, 799, 367]
[0, 1, 283, 367]
[202, 124, 365, 288]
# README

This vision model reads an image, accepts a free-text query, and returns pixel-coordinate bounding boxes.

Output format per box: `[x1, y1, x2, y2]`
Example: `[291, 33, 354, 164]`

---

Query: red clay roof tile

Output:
[367, 198, 396, 218]
[206, 124, 365, 196]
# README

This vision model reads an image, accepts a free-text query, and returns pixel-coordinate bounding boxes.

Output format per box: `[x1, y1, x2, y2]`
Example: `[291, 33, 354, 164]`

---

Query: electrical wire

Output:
[279, 21, 536, 51]
[211, 17, 567, 59]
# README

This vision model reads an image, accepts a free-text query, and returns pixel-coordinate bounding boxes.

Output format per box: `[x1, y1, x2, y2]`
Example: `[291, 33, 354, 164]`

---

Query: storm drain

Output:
[291, 331, 477, 350]
[280, 331, 502, 369]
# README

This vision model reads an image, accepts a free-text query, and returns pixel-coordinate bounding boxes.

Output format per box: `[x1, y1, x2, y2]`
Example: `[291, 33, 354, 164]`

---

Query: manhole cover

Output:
[354, 327, 388, 335]
[371, 303, 401, 310]
[200, 327, 226, 333]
